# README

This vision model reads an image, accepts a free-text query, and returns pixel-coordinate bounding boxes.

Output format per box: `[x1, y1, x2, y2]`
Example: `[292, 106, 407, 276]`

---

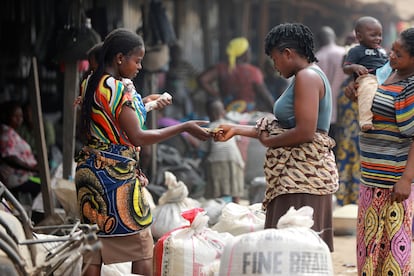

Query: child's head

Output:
[87, 42, 103, 72]
[354, 16, 382, 49]
[206, 99, 226, 122]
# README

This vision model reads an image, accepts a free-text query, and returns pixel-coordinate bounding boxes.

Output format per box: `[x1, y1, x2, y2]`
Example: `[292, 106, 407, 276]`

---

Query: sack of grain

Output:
[211, 202, 265, 236]
[151, 171, 200, 239]
[218, 206, 334, 275]
[154, 208, 233, 276]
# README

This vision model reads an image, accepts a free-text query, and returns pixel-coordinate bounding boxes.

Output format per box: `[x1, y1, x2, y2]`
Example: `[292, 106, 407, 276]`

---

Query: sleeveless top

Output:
[273, 65, 332, 132]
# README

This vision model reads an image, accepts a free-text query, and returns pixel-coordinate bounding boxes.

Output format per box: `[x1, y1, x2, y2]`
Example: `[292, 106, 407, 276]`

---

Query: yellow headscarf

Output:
[226, 37, 249, 71]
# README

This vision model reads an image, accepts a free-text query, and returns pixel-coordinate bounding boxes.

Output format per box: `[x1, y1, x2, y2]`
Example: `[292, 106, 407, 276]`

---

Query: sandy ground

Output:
[332, 235, 414, 275]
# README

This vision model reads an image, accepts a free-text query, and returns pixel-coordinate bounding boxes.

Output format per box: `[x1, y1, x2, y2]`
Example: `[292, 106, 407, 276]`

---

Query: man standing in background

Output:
[315, 26, 347, 150]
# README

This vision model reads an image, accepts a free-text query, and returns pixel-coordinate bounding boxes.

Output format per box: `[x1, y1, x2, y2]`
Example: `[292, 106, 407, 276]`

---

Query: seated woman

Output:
[0, 101, 40, 201]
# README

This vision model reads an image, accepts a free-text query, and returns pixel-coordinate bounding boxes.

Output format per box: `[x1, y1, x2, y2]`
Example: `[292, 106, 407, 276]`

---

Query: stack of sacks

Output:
[211, 202, 265, 236]
[151, 171, 200, 240]
[198, 198, 227, 226]
[153, 208, 233, 276]
[219, 206, 334, 276]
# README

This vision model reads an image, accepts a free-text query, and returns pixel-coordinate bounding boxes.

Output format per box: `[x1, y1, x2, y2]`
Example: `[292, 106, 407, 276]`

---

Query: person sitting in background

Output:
[0, 101, 40, 200]
[203, 99, 245, 203]
[198, 37, 274, 113]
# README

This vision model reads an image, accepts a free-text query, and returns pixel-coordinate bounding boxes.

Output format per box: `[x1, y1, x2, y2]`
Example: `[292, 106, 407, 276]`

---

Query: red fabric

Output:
[216, 62, 264, 103]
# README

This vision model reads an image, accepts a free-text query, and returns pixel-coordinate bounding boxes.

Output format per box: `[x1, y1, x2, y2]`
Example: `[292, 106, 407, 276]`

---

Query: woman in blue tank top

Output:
[213, 23, 339, 252]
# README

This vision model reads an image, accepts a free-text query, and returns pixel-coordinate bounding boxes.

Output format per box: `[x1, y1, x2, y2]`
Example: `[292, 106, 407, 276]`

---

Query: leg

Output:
[132, 258, 153, 276]
[83, 263, 101, 276]
[356, 74, 378, 131]
[232, 196, 240, 203]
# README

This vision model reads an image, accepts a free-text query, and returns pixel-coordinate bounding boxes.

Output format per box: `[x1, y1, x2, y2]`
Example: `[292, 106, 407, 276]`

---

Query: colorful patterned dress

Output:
[335, 77, 361, 205]
[75, 75, 152, 236]
[357, 76, 414, 275]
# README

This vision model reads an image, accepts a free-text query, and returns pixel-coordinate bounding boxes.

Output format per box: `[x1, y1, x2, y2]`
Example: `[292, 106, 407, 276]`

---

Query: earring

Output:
[118, 61, 122, 65]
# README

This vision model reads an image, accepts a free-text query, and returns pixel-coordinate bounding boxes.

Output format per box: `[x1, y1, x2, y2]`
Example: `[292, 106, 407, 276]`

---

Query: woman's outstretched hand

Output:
[185, 120, 211, 141]
[212, 123, 236, 142]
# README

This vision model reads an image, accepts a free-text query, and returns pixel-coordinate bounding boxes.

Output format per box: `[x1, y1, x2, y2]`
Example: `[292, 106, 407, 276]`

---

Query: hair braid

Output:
[265, 23, 318, 63]
[79, 28, 144, 142]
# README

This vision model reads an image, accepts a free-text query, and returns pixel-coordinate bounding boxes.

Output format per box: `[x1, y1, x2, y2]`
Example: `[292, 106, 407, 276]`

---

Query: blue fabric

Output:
[75, 142, 152, 236]
[273, 65, 332, 132]
[376, 61, 392, 85]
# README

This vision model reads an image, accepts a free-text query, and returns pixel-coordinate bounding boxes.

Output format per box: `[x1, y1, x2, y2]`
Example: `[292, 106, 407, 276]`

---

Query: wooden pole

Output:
[199, 0, 212, 67]
[62, 62, 79, 180]
[258, 0, 269, 69]
[241, 0, 251, 37]
[29, 57, 54, 217]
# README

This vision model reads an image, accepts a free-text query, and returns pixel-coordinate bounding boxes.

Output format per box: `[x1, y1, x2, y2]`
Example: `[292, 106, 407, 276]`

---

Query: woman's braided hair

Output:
[264, 23, 318, 63]
[400, 27, 414, 57]
[79, 28, 144, 142]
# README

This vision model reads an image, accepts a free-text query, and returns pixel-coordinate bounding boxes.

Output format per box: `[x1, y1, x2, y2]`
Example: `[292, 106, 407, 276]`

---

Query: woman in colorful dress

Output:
[347, 27, 414, 275]
[335, 76, 361, 205]
[75, 28, 210, 276]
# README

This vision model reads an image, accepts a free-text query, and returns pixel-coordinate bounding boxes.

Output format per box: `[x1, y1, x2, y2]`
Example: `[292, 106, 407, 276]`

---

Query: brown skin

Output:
[343, 19, 383, 76]
[83, 47, 210, 276]
[109, 47, 210, 147]
[384, 38, 414, 203]
[343, 37, 414, 203]
[215, 47, 325, 150]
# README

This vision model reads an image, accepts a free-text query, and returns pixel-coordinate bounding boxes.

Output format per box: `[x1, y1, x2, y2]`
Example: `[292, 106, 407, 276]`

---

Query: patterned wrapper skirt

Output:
[357, 184, 413, 275]
[75, 141, 152, 236]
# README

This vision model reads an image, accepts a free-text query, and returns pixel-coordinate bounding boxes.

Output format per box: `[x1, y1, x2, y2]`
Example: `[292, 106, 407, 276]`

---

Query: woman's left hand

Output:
[144, 93, 172, 110]
[212, 124, 236, 142]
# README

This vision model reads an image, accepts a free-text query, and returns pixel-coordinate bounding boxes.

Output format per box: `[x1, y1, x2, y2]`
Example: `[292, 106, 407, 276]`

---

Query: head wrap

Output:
[226, 37, 249, 71]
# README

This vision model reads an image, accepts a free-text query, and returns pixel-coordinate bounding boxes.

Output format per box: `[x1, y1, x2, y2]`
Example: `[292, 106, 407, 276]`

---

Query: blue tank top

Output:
[273, 65, 332, 132]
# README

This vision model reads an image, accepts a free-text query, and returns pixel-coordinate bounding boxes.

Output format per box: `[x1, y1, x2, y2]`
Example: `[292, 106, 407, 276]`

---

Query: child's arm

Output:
[343, 63, 369, 76]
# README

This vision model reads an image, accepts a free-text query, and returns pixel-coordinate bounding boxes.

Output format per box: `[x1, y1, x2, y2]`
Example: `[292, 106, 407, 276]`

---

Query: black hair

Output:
[79, 28, 145, 142]
[205, 98, 224, 120]
[354, 16, 380, 34]
[87, 42, 103, 63]
[0, 101, 21, 125]
[264, 23, 318, 63]
[400, 27, 414, 57]
[316, 26, 336, 47]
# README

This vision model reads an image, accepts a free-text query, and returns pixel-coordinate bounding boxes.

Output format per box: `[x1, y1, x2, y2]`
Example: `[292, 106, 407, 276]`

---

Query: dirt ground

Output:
[332, 235, 414, 275]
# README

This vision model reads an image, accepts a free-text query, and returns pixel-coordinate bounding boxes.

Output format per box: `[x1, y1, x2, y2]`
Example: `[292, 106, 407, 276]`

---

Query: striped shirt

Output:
[360, 75, 414, 188]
